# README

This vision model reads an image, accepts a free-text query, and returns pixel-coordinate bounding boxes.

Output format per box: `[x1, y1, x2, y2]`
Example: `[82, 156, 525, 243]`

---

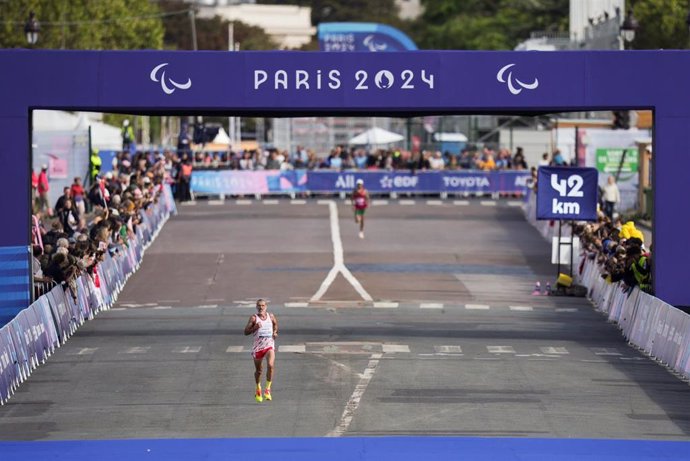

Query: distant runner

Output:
[351, 178, 370, 239]
[243, 299, 278, 403]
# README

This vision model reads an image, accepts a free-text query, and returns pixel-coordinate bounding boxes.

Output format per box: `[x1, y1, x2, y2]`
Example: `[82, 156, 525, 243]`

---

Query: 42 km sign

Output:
[536, 167, 598, 221]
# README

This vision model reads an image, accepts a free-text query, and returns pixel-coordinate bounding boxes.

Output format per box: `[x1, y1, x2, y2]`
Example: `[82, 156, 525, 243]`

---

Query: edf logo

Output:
[536, 167, 598, 221]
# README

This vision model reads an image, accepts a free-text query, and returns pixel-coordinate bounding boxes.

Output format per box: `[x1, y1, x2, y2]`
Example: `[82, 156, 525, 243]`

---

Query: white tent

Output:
[212, 126, 232, 145]
[33, 110, 122, 151]
[348, 127, 404, 146]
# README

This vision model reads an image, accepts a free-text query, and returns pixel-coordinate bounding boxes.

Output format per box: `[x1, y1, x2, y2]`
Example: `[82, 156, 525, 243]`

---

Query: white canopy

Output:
[33, 110, 123, 151]
[348, 127, 404, 146]
[212, 126, 232, 145]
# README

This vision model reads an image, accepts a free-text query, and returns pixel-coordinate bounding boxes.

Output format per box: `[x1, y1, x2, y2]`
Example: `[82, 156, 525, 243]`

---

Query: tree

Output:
[412, 0, 568, 50]
[0, 0, 164, 49]
[159, 1, 278, 50]
[631, 0, 689, 50]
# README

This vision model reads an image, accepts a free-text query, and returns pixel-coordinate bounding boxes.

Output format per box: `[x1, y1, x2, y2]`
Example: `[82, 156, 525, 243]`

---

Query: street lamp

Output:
[620, 10, 639, 46]
[24, 11, 39, 46]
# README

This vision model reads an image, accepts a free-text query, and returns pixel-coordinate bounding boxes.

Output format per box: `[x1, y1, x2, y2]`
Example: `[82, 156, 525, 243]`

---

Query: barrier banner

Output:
[191, 170, 531, 195]
[318, 22, 418, 52]
[0, 326, 15, 401]
[191, 170, 307, 195]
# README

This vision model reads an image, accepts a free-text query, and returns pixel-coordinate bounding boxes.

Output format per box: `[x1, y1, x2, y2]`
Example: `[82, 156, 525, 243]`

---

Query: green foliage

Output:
[0, 0, 164, 49]
[160, 1, 278, 50]
[631, 0, 689, 50]
[414, 0, 569, 50]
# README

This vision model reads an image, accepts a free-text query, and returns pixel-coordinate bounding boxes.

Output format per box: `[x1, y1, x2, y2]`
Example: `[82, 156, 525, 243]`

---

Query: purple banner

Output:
[192, 170, 531, 195]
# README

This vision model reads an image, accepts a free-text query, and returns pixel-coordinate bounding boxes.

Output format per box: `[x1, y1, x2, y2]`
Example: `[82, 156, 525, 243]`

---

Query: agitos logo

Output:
[150, 63, 192, 95]
[496, 64, 539, 95]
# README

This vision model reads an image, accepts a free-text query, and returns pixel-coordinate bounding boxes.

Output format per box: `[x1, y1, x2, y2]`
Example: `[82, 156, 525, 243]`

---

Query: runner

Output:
[243, 299, 278, 403]
[351, 178, 370, 239]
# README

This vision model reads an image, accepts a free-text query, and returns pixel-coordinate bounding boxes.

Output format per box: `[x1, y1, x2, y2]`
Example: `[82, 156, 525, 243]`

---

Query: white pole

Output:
[228, 23, 236, 148]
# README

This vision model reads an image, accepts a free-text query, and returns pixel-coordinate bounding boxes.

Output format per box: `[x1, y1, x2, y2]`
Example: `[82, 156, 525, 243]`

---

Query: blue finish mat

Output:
[2, 437, 690, 461]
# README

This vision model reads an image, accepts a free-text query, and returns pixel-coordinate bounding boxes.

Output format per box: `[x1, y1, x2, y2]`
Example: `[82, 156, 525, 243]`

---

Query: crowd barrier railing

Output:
[524, 191, 690, 380]
[0, 185, 177, 405]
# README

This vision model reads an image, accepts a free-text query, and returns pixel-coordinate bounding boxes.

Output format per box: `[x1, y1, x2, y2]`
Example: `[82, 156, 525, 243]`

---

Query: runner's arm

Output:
[243, 315, 259, 336]
[271, 314, 278, 338]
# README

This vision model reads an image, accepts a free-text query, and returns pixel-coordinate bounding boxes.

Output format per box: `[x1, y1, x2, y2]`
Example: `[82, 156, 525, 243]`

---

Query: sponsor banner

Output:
[191, 170, 307, 195]
[192, 170, 531, 195]
[536, 167, 598, 221]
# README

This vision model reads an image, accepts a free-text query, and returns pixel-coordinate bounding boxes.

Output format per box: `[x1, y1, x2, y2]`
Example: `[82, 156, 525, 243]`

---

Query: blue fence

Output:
[0, 186, 176, 405]
[191, 170, 531, 195]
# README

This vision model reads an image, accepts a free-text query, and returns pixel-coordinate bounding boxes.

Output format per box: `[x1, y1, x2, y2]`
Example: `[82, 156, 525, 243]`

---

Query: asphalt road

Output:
[0, 198, 687, 441]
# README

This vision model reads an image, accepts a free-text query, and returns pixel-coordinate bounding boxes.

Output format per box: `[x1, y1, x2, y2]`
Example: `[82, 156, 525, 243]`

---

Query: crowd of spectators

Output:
[179, 145, 574, 173]
[31, 153, 169, 300]
[574, 218, 652, 294]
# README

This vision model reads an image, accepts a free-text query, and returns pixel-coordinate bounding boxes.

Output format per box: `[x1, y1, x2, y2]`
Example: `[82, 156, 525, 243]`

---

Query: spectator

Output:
[513, 148, 528, 170]
[551, 149, 567, 166]
[54, 187, 72, 215]
[57, 199, 79, 237]
[122, 119, 135, 152]
[36, 164, 50, 215]
[602, 175, 621, 219]
[70, 177, 86, 215]
[538, 152, 550, 167]
[178, 159, 193, 202]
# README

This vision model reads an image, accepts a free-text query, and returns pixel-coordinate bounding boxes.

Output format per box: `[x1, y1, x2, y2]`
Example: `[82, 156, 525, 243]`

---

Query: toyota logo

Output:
[150, 63, 192, 95]
[496, 64, 539, 95]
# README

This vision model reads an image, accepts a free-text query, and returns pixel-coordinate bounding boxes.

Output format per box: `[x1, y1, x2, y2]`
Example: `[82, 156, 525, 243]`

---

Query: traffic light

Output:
[612, 110, 630, 130]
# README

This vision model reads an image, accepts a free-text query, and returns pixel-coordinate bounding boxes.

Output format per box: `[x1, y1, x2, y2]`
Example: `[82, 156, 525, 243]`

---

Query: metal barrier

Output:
[525, 191, 690, 380]
[0, 185, 176, 405]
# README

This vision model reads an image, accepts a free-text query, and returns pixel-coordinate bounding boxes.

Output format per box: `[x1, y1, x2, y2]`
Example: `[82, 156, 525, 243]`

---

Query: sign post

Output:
[537, 167, 598, 278]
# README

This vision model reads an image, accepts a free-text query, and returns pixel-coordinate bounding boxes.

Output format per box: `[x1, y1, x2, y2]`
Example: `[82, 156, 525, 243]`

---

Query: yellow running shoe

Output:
[264, 388, 272, 401]
[255, 389, 263, 403]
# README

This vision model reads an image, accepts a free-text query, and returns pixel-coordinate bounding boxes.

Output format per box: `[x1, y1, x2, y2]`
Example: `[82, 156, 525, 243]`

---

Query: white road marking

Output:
[592, 348, 622, 356]
[509, 305, 533, 311]
[371, 200, 388, 206]
[280, 345, 306, 353]
[480, 201, 497, 206]
[236, 200, 252, 205]
[263, 199, 279, 205]
[197, 304, 218, 309]
[285, 302, 309, 308]
[208, 200, 225, 205]
[153, 306, 172, 310]
[157, 300, 180, 303]
[206, 298, 225, 303]
[311, 201, 373, 302]
[180, 201, 197, 206]
[290, 200, 307, 205]
[487, 346, 516, 354]
[426, 200, 443, 206]
[382, 344, 410, 353]
[465, 304, 490, 310]
[373, 302, 398, 309]
[556, 308, 578, 312]
[453, 200, 469, 206]
[70, 348, 97, 356]
[420, 303, 444, 309]
[225, 346, 244, 353]
[317, 200, 332, 205]
[173, 346, 201, 354]
[507, 201, 523, 207]
[110, 308, 126, 311]
[540, 347, 569, 355]
[399, 200, 416, 205]
[327, 353, 382, 437]
[435, 345, 462, 354]
[122, 347, 150, 354]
